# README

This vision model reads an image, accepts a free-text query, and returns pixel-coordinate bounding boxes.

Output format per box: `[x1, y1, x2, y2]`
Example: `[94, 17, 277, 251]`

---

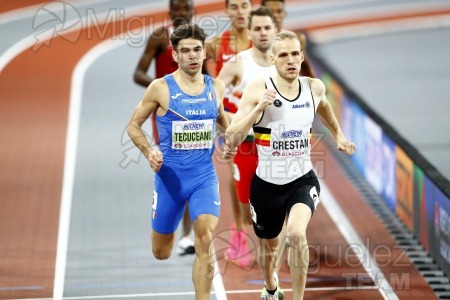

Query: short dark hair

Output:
[226, 0, 252, 8]
[170, 24, 207, 51]
[170, 0, 193, 8]
[261, 0, 284, 5]
[248, 6, 275, 29]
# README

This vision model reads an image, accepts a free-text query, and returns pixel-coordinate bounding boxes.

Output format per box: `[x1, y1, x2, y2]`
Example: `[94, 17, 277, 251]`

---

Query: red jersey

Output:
[215, 30, 251, 112]
[155, 26, 177, 78]
[151, 26, 177, 145]
[215, 30, 252, 75]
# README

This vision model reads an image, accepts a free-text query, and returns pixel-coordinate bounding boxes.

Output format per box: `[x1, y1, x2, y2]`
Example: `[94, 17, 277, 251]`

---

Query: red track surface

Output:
[0, 1, 441, 299]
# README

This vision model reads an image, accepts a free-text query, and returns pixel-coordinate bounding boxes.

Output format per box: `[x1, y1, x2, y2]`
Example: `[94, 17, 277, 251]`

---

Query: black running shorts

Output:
[250, 170, 320, 239]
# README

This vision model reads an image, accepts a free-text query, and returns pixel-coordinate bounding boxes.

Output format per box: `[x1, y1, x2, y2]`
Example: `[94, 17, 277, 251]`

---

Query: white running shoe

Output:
[262, 273, 280, 300]
[176, 236, 195, 255]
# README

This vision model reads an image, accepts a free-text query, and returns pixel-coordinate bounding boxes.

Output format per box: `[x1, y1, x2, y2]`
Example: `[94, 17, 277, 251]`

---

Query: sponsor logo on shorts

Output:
[309, 186, 320, 208]
[152, 191, 158, 219]
[255, 224, 264, 230]
[250, 204, 264, 230]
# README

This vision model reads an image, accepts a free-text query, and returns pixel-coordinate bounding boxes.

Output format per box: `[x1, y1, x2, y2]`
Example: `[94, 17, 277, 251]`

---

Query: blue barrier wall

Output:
[308, 42, 450, 279]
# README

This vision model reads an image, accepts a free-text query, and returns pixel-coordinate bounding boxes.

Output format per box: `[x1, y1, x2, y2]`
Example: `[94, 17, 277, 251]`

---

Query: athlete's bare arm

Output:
[213, 78, 229, 131]
[311, 77, 356, 155]
[205, 36, 221, 77]
[217, 54, 243, 120]
[225, 79, 275, 149]
[211, 78, 237, 159]
[133, 27, 168, 87]
[127, 79, 168, 171]
[217, 54, 242, 87]
[206, 36, 220, 61]
[296, 31, 315, 78]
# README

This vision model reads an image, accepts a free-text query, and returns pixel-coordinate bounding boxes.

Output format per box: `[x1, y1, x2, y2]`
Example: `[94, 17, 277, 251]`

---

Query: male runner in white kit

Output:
[224, 31, 356, 300]
[217, 6, 278, 270]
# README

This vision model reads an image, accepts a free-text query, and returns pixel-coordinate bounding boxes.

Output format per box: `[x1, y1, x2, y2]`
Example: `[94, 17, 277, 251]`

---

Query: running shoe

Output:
[176, 236, 195, 255]
[260, 273, 284, 299]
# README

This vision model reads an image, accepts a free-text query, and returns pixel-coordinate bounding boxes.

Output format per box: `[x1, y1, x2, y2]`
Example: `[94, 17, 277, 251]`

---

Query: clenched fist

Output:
[146, 148, 163, 172]
[256, 89, 277, 111]
[222, 143, 237, 160]
[337, 136, 356, 156]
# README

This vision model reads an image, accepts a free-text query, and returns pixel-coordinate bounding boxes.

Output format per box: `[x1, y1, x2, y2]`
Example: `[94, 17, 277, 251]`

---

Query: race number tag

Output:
[172, 119, 214, 150]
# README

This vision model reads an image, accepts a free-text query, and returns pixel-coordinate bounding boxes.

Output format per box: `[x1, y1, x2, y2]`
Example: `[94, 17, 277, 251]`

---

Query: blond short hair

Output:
[271, 31, 299, 54]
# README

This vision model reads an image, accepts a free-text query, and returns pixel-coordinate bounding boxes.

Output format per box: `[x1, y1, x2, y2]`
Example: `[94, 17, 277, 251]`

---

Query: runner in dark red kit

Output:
[133, 0, 196, 256]
[206, 0, 253, 79]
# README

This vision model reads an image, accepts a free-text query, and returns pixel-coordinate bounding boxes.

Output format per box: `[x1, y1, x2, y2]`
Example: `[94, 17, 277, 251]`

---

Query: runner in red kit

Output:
[206, 0, 253, 79]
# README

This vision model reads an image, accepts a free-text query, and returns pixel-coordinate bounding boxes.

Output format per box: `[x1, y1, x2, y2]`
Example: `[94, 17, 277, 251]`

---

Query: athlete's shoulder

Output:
[309, 77, 325, 92]
[209, 31, 228, 46]
[151, 26, 169, 38]
[149, 77, 169, 92]
[212, 76, 225, 90]
[219, 30, 231, 39]
[247, 78, 266, 92]
[238, 48, 251, 57]
[142, 77, 169, 105]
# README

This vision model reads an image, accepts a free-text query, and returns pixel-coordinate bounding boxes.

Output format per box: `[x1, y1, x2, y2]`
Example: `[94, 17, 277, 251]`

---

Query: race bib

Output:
[172, 119, 214, 150]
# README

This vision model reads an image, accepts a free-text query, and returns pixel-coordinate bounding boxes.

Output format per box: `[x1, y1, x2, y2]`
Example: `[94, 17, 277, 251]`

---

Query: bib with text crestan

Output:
[171, 119, 214, 150]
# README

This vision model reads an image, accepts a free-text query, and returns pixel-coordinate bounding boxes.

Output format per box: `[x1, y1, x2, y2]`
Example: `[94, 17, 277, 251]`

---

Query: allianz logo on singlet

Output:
[292, 102, 310, 109]
[281, 130, 303, 139]
[183, 122, 205, 130]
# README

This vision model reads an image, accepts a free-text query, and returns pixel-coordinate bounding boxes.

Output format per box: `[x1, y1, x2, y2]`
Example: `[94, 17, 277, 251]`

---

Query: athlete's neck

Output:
[174, 70, 205, 95]
[231, 27, 250, 42]
[251, 48, 272, 67]
[274, 73, 299, 98]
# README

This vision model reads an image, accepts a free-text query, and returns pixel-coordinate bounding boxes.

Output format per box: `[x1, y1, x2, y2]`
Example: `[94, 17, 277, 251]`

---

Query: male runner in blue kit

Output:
[127, 24, 235, 300]
[133, 0, 197, 256]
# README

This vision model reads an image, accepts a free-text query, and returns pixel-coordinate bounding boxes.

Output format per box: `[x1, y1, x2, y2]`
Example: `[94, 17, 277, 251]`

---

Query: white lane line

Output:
[53, 38, 126, 300]
[10, 285, 379, 300]
[0, 2, 164, 75]
[319, 180, 399, 300]
[213, 249, 227, 300]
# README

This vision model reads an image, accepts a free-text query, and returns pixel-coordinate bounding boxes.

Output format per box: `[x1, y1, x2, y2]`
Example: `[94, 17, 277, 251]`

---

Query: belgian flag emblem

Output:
[254, 127, 271, 147]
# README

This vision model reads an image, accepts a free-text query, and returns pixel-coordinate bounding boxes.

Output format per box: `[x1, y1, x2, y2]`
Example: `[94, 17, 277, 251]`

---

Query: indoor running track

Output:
[0, 0, 445, 299]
